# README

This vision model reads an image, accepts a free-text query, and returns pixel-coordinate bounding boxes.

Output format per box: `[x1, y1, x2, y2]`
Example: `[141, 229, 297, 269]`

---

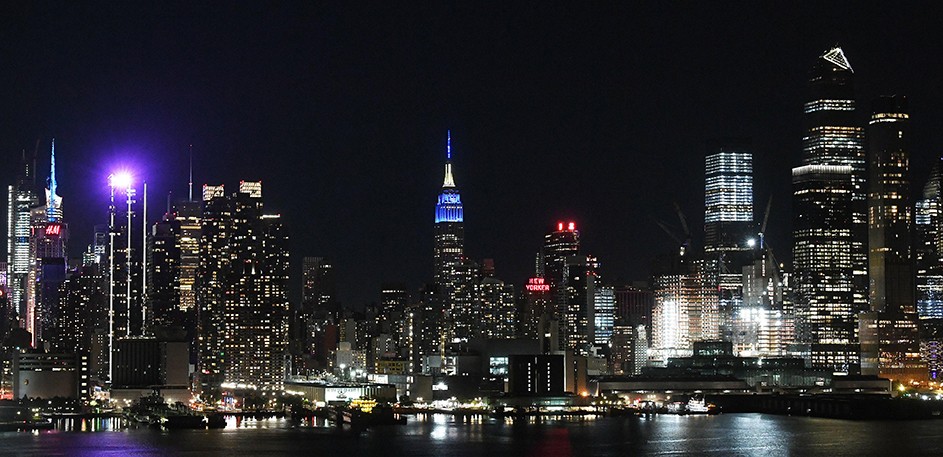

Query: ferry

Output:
[686, 397, 720, 415]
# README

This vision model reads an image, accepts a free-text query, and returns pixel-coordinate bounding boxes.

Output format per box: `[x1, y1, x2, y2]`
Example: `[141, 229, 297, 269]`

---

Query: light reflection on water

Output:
[4, 413, 943, 456]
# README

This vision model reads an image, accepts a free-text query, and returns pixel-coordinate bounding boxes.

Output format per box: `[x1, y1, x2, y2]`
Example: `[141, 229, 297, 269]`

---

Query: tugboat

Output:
[205, 413, 227, 429]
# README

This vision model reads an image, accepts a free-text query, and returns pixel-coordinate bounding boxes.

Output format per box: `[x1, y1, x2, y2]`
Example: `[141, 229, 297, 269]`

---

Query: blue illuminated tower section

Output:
[433, 131, 472, 346]
[435, 132, 463, 224]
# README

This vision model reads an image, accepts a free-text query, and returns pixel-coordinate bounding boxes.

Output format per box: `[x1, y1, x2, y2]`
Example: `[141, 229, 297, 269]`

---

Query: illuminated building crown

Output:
[435, 130, 463, 223]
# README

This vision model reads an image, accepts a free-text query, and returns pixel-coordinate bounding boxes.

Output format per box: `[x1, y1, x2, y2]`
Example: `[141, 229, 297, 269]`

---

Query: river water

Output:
[2, 413, 942, 456]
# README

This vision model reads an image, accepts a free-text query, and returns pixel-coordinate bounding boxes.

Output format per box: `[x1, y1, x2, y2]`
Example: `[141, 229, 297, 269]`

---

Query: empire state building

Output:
[434, 131, 474, 345]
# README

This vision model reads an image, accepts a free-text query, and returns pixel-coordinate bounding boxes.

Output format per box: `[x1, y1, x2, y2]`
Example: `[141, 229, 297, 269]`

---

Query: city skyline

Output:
[8, 6, 943, 451]
[3, 4, 943, 309]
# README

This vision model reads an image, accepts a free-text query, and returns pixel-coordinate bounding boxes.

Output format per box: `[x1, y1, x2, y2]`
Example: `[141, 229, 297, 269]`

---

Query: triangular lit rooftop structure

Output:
[822, 47, 853, 73]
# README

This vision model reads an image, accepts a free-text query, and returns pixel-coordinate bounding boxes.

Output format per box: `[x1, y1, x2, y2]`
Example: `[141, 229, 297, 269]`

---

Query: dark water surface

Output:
[3, 413, 942, 456]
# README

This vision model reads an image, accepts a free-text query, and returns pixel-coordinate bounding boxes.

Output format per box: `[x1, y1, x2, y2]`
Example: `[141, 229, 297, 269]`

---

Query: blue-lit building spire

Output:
[46, 138, 62, 222]
[436, 130, 462, 223]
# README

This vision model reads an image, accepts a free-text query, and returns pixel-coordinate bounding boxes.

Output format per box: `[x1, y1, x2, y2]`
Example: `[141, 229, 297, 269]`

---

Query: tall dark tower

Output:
[860, 95, 925, 380]
[867, 95, 913, 313]
[793, 47, 866, 373]
[433, 131, 472, 345]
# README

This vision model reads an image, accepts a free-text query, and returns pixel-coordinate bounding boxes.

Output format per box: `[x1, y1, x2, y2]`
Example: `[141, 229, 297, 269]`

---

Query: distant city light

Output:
[747, 238, 757, 248]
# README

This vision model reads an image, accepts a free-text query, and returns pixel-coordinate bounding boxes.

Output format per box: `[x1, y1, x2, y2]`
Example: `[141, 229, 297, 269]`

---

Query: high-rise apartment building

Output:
[378, 284, 409, 356]
[477, 277, 516, 340]
[197, 182, 290, 394]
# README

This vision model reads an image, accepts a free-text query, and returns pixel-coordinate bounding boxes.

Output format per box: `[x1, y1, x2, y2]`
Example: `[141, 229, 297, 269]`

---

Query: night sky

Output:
[2, 3, 942, 307]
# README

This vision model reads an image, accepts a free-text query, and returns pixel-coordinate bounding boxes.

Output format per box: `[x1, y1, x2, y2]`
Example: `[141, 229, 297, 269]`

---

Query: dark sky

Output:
[2, 3, 943, 307]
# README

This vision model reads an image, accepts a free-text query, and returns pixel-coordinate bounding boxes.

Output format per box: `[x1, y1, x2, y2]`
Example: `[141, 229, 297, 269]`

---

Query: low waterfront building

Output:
[13, 352, 89, 399]
[283, 380, 397, 406]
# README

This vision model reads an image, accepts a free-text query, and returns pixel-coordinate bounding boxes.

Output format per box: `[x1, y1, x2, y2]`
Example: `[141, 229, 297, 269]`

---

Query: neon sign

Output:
[45, 224, 62, 237]
[556, 221, 577, 232]
[525, 277, 550, 292]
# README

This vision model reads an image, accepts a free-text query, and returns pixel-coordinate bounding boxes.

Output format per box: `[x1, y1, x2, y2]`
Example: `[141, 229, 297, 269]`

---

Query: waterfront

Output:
[2, 413, 943, 456]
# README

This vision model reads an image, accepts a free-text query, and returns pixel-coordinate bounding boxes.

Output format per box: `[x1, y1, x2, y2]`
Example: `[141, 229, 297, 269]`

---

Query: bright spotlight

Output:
[108, 171, 133, 189]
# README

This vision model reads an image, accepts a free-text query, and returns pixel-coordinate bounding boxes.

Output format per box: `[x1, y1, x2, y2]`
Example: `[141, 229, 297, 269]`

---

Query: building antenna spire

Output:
[49, 138, 57, 199]
[442, 130, 455, 188]
[188, 144, 193, 202]
[47, 138, 59, 222]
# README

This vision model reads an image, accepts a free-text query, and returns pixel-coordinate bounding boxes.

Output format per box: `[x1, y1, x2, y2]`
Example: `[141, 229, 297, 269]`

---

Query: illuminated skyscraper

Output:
[562, 255, 599, 355]
[791, 47, 867, 373]
[792, 164, 858, 371]
[541, 221, 580, 349]
[916, 161, 943, 319]
[433, 131, 473, 344]
[6, 148, 38, 335]
[197, 182, 289, 394]
[175, 200, 201, 315]
[29, 140, 68, 348]
[801, 47, 868, 313]
[704, 140, 754, 254]
[542, 222, 580, 295]
[593, 286, 615, 347]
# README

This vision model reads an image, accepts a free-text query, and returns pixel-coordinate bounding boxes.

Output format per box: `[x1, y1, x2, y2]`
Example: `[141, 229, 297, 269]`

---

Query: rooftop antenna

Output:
[188, 144, 194, 202]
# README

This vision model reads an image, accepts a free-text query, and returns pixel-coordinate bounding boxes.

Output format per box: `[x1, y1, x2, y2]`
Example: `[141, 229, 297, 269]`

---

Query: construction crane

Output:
[653, 202, 693, 258]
